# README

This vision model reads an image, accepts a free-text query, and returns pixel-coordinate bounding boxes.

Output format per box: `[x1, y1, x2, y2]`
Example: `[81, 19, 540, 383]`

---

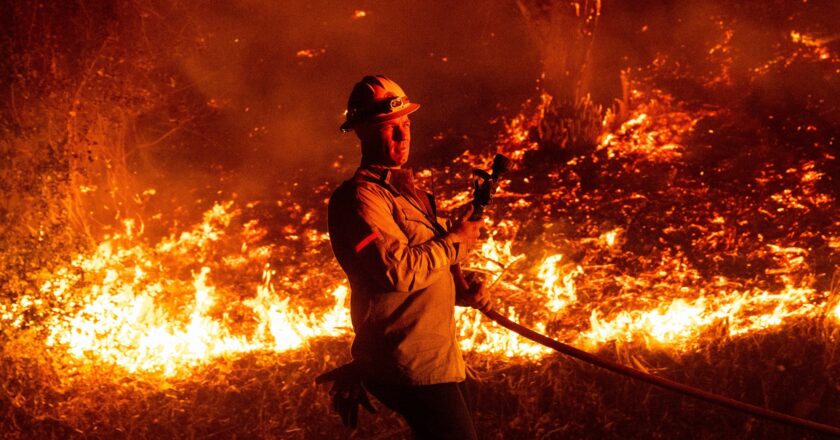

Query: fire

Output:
[597, 89, 717, 161]
[438, 75, 838, 357]
[754, 28, 838, 74]
[600, 229, 618, 247]
[25, 204, 353, 377]
[536, 254, 582, 313]
[9, 80, 833, 382]
[295, 48, 326, 59]
[3, 3, 840, 437]
[584, 298, 707, 347]
[3, 67, 837, 386]
[457, 307, 551, 358]
[470, 219, 525, 276]
[580, 284, 821, 350]
[790, 30, 832, 60]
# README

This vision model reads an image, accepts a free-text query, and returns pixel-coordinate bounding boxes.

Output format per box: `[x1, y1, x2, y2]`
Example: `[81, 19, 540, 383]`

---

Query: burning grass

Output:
[2, 1, 840, 438]
[3, 72, 840, 437]
[3, 322, 839, 438]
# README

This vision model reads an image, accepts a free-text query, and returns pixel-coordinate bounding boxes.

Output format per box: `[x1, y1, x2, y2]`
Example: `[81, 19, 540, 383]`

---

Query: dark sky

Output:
[29, 0, 832, 205]
[155, 0, 541, 195]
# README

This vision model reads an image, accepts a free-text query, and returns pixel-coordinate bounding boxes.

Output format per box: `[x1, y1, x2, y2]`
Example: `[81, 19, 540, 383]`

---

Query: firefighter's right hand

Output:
[448, 205, 482, 249]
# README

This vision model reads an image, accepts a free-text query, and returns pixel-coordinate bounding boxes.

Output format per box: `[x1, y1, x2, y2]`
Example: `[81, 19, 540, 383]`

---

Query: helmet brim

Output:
[340, 103, 420, 132]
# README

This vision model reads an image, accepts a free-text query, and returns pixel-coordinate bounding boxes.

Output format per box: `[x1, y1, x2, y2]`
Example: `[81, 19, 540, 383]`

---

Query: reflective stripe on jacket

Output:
[328, 165, 466, 385]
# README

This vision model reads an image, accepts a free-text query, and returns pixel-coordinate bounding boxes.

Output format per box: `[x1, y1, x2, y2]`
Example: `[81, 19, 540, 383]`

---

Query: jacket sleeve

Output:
[437, 216, 453, 232]
[350, 186, 461, 293]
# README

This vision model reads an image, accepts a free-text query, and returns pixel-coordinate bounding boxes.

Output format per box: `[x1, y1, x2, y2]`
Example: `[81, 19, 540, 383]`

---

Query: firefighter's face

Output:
[357, 115, 411, 167]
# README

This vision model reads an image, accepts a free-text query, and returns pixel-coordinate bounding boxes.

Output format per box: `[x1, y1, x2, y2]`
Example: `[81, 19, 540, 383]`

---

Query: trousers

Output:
[364, 380, 478, 440]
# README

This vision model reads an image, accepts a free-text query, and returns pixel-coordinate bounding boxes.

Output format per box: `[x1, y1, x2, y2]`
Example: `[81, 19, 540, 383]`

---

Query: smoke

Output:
[153, 0, 541, 197]
[3, 0, 836, 228]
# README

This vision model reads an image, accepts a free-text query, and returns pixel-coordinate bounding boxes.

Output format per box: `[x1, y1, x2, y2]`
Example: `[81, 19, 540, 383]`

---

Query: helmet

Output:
[340, 75, 420, 132]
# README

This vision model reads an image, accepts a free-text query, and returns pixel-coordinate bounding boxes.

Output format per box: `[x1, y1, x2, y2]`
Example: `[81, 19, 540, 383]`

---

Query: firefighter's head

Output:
[340, 75, 420, 167]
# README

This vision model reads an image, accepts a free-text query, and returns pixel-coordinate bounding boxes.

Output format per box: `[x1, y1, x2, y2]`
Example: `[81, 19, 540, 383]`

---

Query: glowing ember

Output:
[2, 75, 836, 383]
[295, 48, 326, 59]
[597, 90, 716, 161]
[790, 30, 832, 60]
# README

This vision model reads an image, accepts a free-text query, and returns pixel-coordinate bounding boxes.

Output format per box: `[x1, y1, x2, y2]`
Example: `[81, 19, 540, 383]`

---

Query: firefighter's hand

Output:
[315, 362, 376, 428]
[448, 205, 481, 250]
[459, 271, 492, 312]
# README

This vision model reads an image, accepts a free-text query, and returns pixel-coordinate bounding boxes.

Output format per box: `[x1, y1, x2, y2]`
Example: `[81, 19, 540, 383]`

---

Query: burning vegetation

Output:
[1, 0, 839, 438]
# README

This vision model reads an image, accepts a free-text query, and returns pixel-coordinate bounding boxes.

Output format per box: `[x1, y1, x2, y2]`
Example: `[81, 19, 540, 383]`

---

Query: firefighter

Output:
[319, 75, 489, 439]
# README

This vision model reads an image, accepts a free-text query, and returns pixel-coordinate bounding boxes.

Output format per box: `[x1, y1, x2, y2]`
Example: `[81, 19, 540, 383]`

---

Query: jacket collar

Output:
[354, 165, 413, 196]
[353, 165, 441, 230]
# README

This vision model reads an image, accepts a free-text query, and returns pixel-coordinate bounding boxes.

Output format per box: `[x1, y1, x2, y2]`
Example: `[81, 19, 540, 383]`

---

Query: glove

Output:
[315, 361, 376, 428]
[456, 270, 492, 312]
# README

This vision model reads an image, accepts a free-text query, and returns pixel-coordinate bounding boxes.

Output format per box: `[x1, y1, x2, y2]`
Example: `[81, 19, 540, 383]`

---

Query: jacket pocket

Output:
[394, 336, 448, 378]
[398, 208, 438, 243]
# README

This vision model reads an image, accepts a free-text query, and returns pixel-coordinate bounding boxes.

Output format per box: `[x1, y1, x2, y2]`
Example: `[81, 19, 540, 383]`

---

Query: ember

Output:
[2, 0, 838, 438]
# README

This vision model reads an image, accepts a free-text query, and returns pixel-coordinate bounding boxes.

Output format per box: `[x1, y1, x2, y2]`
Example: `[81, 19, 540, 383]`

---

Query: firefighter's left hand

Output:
[463, 272, 492, 312]
[315, 362, 376, 428]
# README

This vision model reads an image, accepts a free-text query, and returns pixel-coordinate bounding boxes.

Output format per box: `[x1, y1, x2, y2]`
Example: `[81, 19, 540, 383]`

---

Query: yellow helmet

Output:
[340, 75, 421, 132]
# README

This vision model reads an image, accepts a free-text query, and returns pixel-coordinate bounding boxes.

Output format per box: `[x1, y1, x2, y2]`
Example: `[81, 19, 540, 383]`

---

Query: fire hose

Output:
[453, 154, 840, 436]
[479, 308, 840, 437]
[317, 153, 840, 435]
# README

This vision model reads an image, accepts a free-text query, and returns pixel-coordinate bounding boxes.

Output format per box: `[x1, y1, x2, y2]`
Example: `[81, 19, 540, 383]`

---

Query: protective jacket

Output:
[328, 165, 467, 385]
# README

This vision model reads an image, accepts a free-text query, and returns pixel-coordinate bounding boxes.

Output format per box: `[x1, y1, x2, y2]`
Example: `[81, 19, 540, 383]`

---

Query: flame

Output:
[536, 254, 582, 313]
[457, 307, 551, 358]
[295, 48, 326, 59]
[790, 30, 832, 60]
[580, 284, 820, 350]
[597, 90, 716, 161]
[27, 203, 353, 377]
[754, 29, 838, 74]
[3, 67, 837, 384]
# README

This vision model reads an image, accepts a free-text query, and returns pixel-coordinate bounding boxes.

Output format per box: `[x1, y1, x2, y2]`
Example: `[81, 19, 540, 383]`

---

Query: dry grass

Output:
[2, 321, 839, 439]
[2, 1, 839, 439]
